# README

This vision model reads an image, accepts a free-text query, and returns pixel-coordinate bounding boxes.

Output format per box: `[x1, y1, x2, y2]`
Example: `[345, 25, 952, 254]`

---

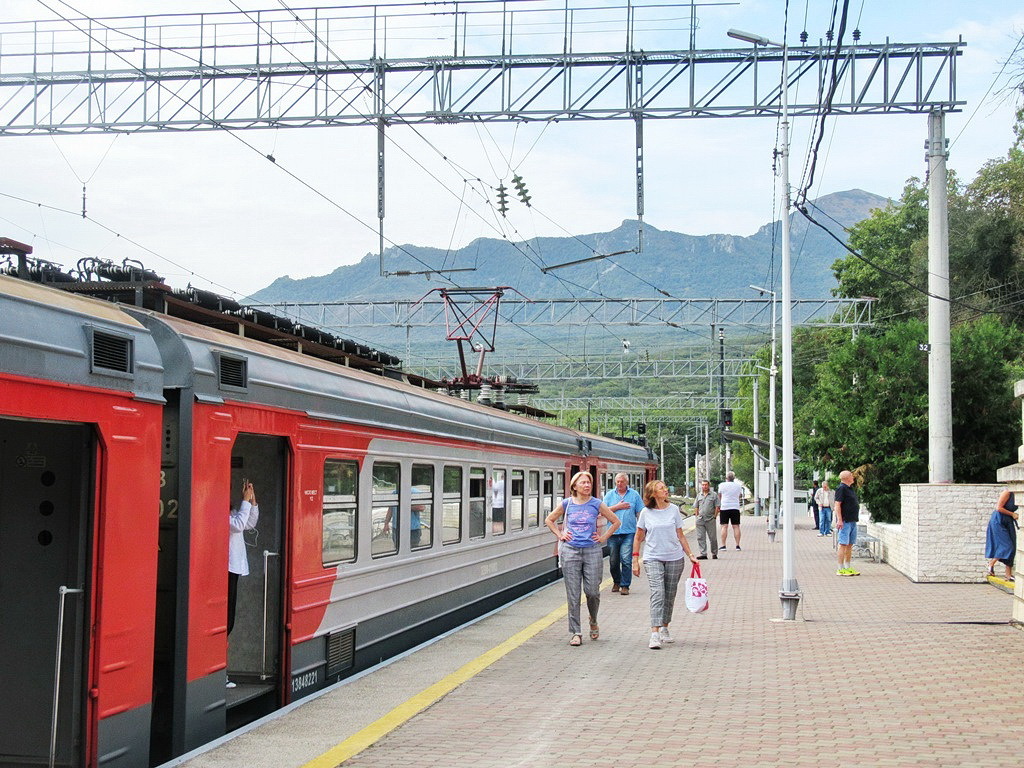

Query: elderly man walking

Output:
[603, 473, 644, 595]
[693, 480, 719, 559]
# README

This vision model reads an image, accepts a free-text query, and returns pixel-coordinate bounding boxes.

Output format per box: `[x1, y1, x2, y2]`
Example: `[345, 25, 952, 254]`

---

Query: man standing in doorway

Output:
[717, 471, 744, 551]
[603, 473, 644, 595]
[835, 470, 861, 576]
[693, 480, 719, 559]
[227, 480, 259, 689]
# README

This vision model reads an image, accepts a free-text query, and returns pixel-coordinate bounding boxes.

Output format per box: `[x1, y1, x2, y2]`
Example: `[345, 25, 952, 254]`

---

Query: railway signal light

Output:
[721, 409, 733, 428]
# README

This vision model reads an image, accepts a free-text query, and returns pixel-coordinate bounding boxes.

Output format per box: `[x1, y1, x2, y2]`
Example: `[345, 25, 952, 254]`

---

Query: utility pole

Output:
[684, 433, 691, 496]
[753, 377, 761, 516]
[704, 422, 711, 483]
[927, 111, 953, 483]
[718, 327, 727, 474]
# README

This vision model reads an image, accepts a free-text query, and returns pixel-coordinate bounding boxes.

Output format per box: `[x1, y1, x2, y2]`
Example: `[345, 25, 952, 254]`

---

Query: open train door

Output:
[0, 419, 91, 768]
[225, 434, 287, 728]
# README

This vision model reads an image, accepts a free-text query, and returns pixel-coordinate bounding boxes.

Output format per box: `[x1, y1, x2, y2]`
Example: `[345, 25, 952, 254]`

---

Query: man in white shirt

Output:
[717, 471, 744, 551]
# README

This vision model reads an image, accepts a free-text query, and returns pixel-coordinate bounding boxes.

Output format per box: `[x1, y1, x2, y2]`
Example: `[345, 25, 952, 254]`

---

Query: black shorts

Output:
[719, 508, 741, 526]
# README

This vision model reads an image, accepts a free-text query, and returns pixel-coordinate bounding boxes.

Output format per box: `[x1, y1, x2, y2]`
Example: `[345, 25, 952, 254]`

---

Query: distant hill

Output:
[251, 189, 888, 304]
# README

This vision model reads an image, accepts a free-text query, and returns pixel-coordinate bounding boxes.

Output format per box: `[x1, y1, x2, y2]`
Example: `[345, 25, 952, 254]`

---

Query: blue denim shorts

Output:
[837, 522, 858, 546]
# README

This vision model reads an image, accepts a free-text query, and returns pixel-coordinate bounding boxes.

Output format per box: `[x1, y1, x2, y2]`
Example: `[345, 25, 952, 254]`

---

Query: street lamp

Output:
[750, 285, 778, 542]
[730, 27, 800, 620]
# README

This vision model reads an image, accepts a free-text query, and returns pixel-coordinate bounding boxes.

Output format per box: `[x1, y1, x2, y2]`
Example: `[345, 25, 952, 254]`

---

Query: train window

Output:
[557, 471, 566, 500]
[509, 470, 524, 531]
[491, 469, 506, 535]
[442, 466, 462, 544]
[527, 471, 540, 527]
[371, 462, 400, 557]
[543, 471, 554, 517]
[322, 459, 358, 565]
[410, 464, 433, 550]
[469, 467, 486, 539]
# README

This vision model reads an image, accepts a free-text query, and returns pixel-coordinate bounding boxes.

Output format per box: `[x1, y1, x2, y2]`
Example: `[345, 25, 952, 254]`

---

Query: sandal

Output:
[988, 565, 996, 576]
[589, 622, 599, 641]
[569, 634, 582, 646]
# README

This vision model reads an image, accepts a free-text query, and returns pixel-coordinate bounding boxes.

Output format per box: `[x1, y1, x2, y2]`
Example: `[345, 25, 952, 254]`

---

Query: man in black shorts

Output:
[717, 471, 744, 550]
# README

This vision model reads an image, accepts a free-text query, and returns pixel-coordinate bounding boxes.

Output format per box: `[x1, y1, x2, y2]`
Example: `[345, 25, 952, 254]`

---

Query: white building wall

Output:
[866, 484, 1001, 583]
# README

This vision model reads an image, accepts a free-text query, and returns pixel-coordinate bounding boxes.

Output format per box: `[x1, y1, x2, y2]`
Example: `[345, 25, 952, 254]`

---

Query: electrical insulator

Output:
[512, 174, 531, 207]
[496, 183, 509, 216]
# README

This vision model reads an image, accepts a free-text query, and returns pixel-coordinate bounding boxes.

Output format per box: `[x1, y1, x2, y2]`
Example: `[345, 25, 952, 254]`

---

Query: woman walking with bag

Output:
[632, 479, 697, 649]
[546, 471, 620, 646]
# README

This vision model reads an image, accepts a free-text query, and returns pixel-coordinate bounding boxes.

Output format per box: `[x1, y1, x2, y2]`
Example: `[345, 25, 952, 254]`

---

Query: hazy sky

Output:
[2, 0, 1022, 299]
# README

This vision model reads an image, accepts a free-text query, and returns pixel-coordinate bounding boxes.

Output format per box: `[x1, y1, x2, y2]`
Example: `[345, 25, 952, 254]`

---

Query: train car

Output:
[0, 275, 165, 768]
[0, 271, 655, 767]
[130, 308, 654, 761]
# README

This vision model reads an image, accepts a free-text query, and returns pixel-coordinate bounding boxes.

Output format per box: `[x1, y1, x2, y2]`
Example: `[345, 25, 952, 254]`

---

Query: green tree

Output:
[832, 180, 929, 319]
[799, 320, 929, 522]
[795, 107, 1024, 522]
[950, 315, 1024, 480]
[796, 315, 1023, 523]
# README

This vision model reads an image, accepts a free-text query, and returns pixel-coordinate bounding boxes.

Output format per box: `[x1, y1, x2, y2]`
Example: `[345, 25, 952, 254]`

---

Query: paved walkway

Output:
[175, 515, 1023, 768]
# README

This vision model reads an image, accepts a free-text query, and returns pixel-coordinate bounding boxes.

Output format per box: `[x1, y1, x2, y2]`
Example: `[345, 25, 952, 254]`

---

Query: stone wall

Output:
[865, 483, 1002, 582]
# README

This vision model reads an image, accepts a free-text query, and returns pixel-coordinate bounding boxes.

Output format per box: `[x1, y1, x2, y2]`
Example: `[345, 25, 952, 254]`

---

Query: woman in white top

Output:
[632, 479, 697, 649]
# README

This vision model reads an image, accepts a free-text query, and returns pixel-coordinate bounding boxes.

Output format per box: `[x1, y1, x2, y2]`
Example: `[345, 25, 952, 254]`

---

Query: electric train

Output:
[0, 268, 655, 768]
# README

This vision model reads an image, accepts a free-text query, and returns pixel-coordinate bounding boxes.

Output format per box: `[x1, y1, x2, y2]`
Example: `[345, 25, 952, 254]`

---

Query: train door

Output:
[226, 434, 287, 726]
[0, 418, 91, 768]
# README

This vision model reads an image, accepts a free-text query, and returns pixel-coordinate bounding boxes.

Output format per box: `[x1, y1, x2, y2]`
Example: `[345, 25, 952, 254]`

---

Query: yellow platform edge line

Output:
[302, 578, 611, 768]
[987, 574, 1015, 588]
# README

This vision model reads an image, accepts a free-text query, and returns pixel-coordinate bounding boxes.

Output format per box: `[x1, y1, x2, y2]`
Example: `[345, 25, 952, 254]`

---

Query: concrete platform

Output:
[167, 515, 1022, 768]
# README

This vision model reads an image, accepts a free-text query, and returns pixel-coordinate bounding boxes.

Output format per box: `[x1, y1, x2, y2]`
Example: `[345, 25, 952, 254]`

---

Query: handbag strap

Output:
[690, 561, 702, 578]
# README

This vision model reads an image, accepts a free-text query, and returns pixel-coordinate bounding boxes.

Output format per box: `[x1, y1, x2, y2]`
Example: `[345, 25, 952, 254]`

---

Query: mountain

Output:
[251, 189, 888, 304]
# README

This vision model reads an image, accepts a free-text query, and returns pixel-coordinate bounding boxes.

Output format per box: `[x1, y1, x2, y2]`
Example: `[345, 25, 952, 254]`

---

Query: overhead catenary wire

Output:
[28, 0, 611, 361]
[12, 2, 876, 382]
[797, 199, 999, 316]
[794, 0, 850, 212]
[66, 0, 663, 360]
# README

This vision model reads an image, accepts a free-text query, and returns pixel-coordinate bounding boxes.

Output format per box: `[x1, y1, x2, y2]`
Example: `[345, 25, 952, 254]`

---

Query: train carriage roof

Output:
[131, 308, 650, 463]
[0, 275, 164, 402]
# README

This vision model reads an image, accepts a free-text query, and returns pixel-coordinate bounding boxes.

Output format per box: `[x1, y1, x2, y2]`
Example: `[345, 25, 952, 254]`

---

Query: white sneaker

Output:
[649, 632, 662, 649]
[659, 627, 674, 644]
[225, 681, 237, 689]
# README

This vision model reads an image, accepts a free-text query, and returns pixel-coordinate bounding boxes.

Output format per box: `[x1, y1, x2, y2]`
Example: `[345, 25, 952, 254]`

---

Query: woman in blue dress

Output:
[985, 488, 1019, 581]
